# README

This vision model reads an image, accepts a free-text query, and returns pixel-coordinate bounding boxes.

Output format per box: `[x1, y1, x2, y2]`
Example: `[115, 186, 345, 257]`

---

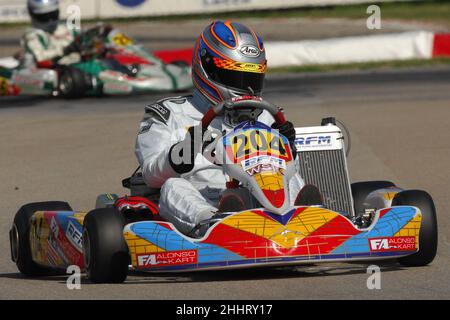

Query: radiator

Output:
[295, 125, 355, 217]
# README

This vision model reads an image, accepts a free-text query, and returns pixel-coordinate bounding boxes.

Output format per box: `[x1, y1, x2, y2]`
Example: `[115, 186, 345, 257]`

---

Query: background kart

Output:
[9, 99, 437, 283]
[0, 25, 192, 98]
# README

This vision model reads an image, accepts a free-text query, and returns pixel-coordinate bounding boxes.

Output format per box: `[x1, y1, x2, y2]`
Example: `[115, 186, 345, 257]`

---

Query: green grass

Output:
[269, 57, 450, 73]
[209, 0, 450, 24]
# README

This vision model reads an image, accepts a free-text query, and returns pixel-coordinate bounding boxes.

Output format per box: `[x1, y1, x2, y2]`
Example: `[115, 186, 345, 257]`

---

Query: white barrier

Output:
[1, 0, 412, 22]
[265, 31, 435, 67]
[0, 0, 97, 22]
[0, 0, 28, 22]
[97, 0, 403, 18]
[142, 31, 439, 68]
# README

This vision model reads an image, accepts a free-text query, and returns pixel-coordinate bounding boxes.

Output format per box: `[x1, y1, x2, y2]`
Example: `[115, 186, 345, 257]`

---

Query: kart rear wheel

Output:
[58, 67, 90, 99]
[11, 201, 72, 276]
[83, 208, 129, 283]
[392, 190, 438, 267]
[351, 181, 396, 214]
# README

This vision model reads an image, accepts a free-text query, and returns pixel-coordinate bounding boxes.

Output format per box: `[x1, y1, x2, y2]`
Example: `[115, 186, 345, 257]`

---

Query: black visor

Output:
[30, 9, 59, 23]
[201, 51, 265, 93]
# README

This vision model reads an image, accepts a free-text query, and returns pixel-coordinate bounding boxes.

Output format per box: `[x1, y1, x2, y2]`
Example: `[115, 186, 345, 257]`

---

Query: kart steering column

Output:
[201, 97, 286, 130]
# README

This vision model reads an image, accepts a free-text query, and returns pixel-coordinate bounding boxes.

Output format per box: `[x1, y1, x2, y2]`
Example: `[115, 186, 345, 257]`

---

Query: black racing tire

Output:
[295, 184, 324, 206]
[392, 190, 438, 267]
[58, 67, 91, 99]
[83, 208, 129, 283]
[351, 181, 396, 214]
[11, 201, 72, 276]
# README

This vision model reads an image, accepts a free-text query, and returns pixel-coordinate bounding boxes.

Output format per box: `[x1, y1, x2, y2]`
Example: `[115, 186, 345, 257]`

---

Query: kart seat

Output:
[295, 184, 324, 206]
[217, 188, 258, 213]
[122, 168, 160, 199]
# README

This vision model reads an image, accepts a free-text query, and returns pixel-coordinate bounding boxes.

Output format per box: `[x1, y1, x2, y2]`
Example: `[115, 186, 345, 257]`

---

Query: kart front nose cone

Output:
[9, 224, 19, 263]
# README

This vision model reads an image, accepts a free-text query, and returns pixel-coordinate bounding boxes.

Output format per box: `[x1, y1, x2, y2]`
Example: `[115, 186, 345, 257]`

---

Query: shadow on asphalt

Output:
[0, 261, 408, 285]
[0, 94, 155, 109]
[0, 96, 50, 108]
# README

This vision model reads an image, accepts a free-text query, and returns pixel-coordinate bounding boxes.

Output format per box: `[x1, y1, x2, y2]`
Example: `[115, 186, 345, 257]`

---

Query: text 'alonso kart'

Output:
[10, 98, 437, 283]
[0, 25, 192, 98]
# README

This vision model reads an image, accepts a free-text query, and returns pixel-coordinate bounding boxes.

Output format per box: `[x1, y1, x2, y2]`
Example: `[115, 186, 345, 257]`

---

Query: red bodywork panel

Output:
[114, 196, 160, 217]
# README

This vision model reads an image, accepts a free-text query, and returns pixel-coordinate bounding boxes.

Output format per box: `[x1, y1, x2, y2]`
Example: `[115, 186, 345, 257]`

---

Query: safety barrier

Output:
[153, 31, 450, 66]
[0, 0, 411, 22]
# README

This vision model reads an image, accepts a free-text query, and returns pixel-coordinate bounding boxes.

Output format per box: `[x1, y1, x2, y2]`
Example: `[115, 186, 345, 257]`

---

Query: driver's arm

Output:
[135, 105, 182, 189]
[22, 30, 65, 64]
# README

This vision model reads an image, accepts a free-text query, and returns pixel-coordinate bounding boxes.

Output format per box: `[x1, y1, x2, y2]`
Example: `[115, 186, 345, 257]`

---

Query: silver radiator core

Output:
[295, 125, 354, 217]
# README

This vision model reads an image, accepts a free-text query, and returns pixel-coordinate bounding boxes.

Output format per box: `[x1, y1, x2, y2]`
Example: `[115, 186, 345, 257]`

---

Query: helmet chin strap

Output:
[228, 86, 256, 100]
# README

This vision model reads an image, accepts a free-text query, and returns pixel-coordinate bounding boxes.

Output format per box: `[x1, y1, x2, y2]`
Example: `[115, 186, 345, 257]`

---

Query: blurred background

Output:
[1, 0, 450, 69]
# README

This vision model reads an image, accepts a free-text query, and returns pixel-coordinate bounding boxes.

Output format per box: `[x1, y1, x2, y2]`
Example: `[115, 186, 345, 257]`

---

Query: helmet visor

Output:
[31, 9, 59, 23]
[201, 53, 265, 94]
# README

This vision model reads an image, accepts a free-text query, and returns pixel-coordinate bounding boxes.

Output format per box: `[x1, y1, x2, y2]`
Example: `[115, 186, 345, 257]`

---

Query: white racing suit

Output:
[21, 24, 80, 66]
[135, 89, 305, 235]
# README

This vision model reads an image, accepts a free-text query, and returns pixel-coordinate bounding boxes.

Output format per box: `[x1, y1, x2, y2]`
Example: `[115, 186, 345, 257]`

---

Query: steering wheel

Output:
[200, 96, 287, 167]
[76, 25, 112, 59]
[200, 96, 286, 130]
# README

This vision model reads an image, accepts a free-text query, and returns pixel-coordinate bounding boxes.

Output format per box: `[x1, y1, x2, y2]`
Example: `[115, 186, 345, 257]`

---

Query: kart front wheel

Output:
[83, 208, 129, 283]
[11, 201, 72, 276]
[392, 190, 438, 267]
[58, 67, 90, 99]
[351, 181, 396, 214]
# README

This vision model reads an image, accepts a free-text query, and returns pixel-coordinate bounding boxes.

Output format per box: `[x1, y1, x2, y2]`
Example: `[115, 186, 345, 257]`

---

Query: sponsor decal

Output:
[0, 5, 28, 21]
[0, 77, 9, 95]
[136, 250, 197, 268]
[50, 217, 59, 238]
[112, 33, 134, 46]
[66, 221, 83, 252]
[368, 236, 416, 252]
[240, 45, 260, 57]
[57, 234, 83, 265]
[46, 216, 83, 266]
[213, 57, 266, 74]
[227, 128, 291, 163]
[241, 155, 286, 176]
[116, 0, 146, 7]
[231, 95, 261, 102]
[103, 81, 132, 93]
[296, 135, 332, 147]
[145, 103, 171, 123]
[246, 164, 283, 176]
[47, 217, 70, 265]
[295, 132, 344, 151]
[203, 0, 251, 6]
[13, 74, 43, 88]
[46, 243, 61, 267]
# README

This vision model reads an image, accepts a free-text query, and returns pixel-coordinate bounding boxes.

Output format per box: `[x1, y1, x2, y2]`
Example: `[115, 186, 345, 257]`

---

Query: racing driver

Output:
[135, 21, 305, 237]
[21, 0, 80, 67]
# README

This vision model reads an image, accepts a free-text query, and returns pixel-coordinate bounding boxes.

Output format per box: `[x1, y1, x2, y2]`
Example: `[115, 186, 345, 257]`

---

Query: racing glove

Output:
[63, 38, 81, 56]
[168, 125, 212, 174]
[271, 121, 297, 159]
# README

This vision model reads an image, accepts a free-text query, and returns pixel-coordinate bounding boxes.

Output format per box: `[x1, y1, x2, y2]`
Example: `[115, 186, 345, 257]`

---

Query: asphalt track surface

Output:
[0, 67, 449, 299]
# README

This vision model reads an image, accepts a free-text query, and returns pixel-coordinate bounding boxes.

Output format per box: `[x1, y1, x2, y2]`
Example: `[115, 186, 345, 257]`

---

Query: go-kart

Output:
[0, 24, 192, 98]
[9, 97, 437, 283]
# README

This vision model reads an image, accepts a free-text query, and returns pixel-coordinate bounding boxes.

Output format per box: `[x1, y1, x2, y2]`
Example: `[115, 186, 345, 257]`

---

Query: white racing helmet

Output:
[27, 0, 60, 33]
